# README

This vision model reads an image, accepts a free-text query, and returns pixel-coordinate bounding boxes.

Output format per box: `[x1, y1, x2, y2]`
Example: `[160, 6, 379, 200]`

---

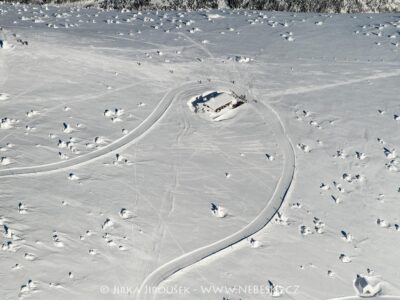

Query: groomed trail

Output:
[0, 80, 296, 300]
[0, 81, 230, 177]
[135, 82, 296, 300]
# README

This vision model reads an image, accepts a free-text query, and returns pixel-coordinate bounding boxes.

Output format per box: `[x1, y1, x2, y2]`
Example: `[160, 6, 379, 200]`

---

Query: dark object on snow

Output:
[211, 203, 218, 213]
[16, 38, 29, 46]
[355, 274, 369, 289]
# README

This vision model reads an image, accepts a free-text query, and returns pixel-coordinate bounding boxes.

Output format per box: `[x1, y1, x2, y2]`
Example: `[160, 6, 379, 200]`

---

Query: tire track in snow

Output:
[135, 82, 296, 300]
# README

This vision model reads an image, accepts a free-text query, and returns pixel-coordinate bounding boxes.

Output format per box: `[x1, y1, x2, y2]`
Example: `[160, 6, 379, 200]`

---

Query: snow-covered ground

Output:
[0, 3, 399, 300]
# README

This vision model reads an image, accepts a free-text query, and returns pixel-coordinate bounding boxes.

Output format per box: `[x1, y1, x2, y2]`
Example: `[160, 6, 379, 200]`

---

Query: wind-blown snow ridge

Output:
[135, 82, 296, 300]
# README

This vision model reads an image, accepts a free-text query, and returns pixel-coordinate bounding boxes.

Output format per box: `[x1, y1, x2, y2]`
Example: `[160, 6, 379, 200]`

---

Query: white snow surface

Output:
[0, 3, 400, 300]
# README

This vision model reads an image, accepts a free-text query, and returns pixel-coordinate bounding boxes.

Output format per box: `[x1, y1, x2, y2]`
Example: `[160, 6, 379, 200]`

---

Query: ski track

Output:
[0, 81, 198, 177]
[264, 69, 400, 100]
[0, 79, 295, 300]
[135, 83, 296, 300]
[177, 32, 214, 59]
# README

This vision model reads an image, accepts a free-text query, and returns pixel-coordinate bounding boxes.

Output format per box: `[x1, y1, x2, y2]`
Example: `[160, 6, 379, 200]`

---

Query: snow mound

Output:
[249, 238, 262, 248]
[353, 274, 382, 297]
[207, 14, 224, 20]
[0, 157, 11, 166]
[210, 203, 227, 218]
[0, 40, 14, 50]
[0, 117, 19, 129]
[0, 93, 10, 101]
[228, 56, 252, 63]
